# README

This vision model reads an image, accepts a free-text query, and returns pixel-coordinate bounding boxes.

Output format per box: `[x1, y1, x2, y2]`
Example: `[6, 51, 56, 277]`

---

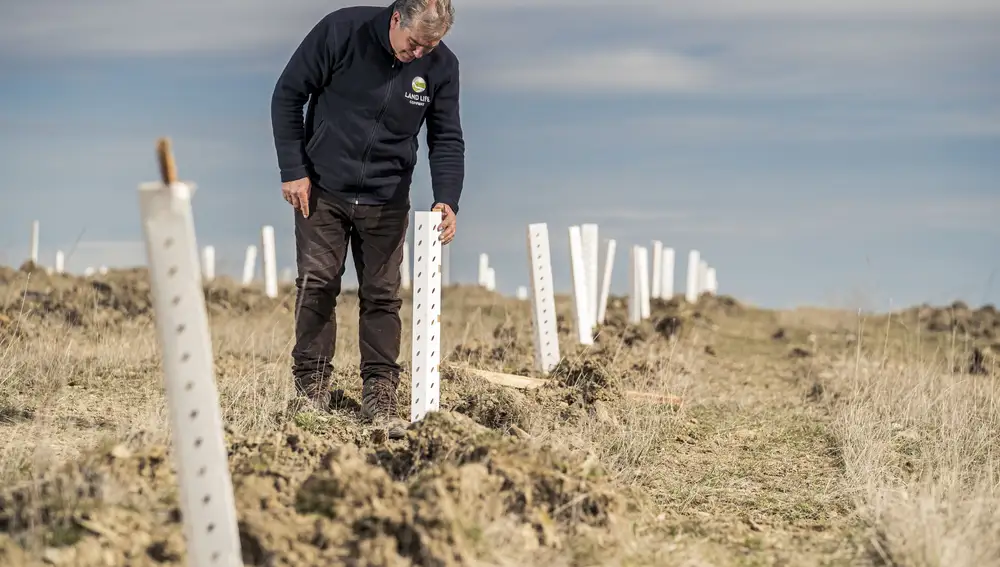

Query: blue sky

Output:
[1, 0, 997, 310]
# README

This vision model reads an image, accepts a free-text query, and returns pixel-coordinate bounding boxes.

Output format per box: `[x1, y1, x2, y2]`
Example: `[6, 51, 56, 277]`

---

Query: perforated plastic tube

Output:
[138, 181, 241, 567]
[661, 247, 675, 299]
[651, 240, 663, 299]
[596, 239, 616, 324]
[527, 223, 560, 373]
[629, 245, 642, 324]
[261, 226, 278, 298]
[568, 225, 594, 345]
[241, 245, 257, 286]
[638, 246, 651, 319]
[686, 249, 701, 303]
[581, 223, 599, 325]
[410, 210, 442, 423]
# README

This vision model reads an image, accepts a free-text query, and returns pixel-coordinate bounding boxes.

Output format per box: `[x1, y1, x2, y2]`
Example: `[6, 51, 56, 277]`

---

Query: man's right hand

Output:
[282, 177, 311, 218]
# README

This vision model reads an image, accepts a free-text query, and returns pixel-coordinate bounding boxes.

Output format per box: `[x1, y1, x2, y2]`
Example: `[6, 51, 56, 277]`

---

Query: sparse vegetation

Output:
[0, 264, 996, 566]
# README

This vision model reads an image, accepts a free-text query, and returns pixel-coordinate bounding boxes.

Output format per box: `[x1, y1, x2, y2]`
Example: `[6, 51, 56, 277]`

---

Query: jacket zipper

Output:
[355, 58, 400, 203]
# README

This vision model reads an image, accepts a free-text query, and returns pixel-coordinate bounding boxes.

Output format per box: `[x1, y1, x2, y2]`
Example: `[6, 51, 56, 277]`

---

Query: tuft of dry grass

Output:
[831, 349, 1000, 566]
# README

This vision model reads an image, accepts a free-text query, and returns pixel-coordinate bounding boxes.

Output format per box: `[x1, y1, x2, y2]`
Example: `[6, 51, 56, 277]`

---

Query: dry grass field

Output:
[0, 264, 998, 566]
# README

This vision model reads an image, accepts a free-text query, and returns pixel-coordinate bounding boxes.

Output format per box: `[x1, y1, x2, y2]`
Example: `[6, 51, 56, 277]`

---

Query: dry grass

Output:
[829, 325, 1000, 566]
[0, 266, 997, 566]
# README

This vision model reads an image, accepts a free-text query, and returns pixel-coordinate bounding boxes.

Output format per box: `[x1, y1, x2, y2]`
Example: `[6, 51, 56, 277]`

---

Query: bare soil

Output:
[0, 264, 996, 566]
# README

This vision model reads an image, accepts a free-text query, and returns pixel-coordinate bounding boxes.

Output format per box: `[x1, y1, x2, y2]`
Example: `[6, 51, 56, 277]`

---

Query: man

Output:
[270, 0, 464, 439]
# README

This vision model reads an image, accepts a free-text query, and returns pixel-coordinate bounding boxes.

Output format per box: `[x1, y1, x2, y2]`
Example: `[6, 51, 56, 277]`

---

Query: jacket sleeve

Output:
[425, 56, 466, 213]
[270, 15, 338, 183]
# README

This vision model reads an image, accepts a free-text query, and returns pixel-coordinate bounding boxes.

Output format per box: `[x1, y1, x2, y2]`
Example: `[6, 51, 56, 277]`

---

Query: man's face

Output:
[388, 11, 442, 62]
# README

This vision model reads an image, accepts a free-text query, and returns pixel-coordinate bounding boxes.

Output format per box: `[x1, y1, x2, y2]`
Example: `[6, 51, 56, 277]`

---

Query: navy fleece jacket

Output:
[270, 4, 465, 212]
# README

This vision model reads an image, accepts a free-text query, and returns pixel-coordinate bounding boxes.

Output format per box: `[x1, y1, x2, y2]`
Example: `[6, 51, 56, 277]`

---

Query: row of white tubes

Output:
[22, 221, 717, 312]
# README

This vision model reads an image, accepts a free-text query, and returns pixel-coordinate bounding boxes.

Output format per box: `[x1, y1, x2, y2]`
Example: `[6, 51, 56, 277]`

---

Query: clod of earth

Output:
[2, 411, 623, 566]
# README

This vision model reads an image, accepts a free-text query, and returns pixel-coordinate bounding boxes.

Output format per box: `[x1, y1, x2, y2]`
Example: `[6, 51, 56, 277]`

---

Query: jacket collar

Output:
[372, 3, 396, 58]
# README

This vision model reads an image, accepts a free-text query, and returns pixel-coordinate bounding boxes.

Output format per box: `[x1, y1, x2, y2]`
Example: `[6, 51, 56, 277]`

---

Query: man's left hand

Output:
[431, 203, 456, 245]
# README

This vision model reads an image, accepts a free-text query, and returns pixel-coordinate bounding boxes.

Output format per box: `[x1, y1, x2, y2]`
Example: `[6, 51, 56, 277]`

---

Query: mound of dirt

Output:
[448, 328, 534, 375]
[905, 302, 1000, 342]
[1, 412, 624, 566]
[0, 268, 290, 334]
[437, 364, 533, 433]
[595, 293, 740, 348]
[695, 294, 744, 316]
[549, 358, 622, 406]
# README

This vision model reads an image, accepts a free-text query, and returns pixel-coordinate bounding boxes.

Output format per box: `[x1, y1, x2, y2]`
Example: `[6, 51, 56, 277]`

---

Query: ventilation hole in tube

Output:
[190, 410, 198, 419]
[430, 382, 435, 389]
[181, 353, 190, 362]
[430, 351, 435, 357]
[207, 523, 215, 533]
[212, 552, 219, 562]
[198, 466, 206, 476]
[418, 224, 422, 230]
[417, 288, 421, 293]
[431, 304, 435, 309]
[430, 398, 436, 405]
[167, 266, 177, 277]
[203, 495, 211, 504]
[176, 324, 185, 333]
[431, 288, 436, 293]
[416, 319, 421, 325]
[195, 437, 203, 448]
[415, 398, 420, 404]
[185, 381, 194, 391]
[415, 382, 420, 388]
[172, 296, 181, 305]
[416, 351, 420, 357]
[418, 256, 422, 262]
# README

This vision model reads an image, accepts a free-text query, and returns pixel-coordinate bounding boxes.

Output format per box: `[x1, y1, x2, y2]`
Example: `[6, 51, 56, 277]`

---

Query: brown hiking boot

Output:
[294, 373, 332, 413]
[361, 377, 407, 440]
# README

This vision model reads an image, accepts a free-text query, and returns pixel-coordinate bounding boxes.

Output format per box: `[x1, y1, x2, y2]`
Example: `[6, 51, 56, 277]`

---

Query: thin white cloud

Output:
[478, 16, 998, 97]
[74, 241, 145, 251]
[480, 49, 714, 93]
[563, 194, 1000, 240]
[460, 0, 1000, 18]
[0, 0, 346, 56]
[588, 109, 1000, 143]
[4, 0, 997, 58]
[564, 209, 693, 222]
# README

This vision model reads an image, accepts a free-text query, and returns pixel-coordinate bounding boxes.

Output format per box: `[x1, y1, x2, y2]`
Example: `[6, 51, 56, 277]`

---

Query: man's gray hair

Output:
[395, 0, 455, 39]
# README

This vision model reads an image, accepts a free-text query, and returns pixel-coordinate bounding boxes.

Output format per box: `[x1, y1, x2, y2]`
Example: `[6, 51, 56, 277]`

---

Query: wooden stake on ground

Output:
[156, 137, 178, 184]
[459, 366, 683, 407]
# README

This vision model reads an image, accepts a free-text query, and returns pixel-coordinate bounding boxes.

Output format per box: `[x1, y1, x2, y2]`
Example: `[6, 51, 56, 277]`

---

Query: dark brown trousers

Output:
[291, 191, 408, 397]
